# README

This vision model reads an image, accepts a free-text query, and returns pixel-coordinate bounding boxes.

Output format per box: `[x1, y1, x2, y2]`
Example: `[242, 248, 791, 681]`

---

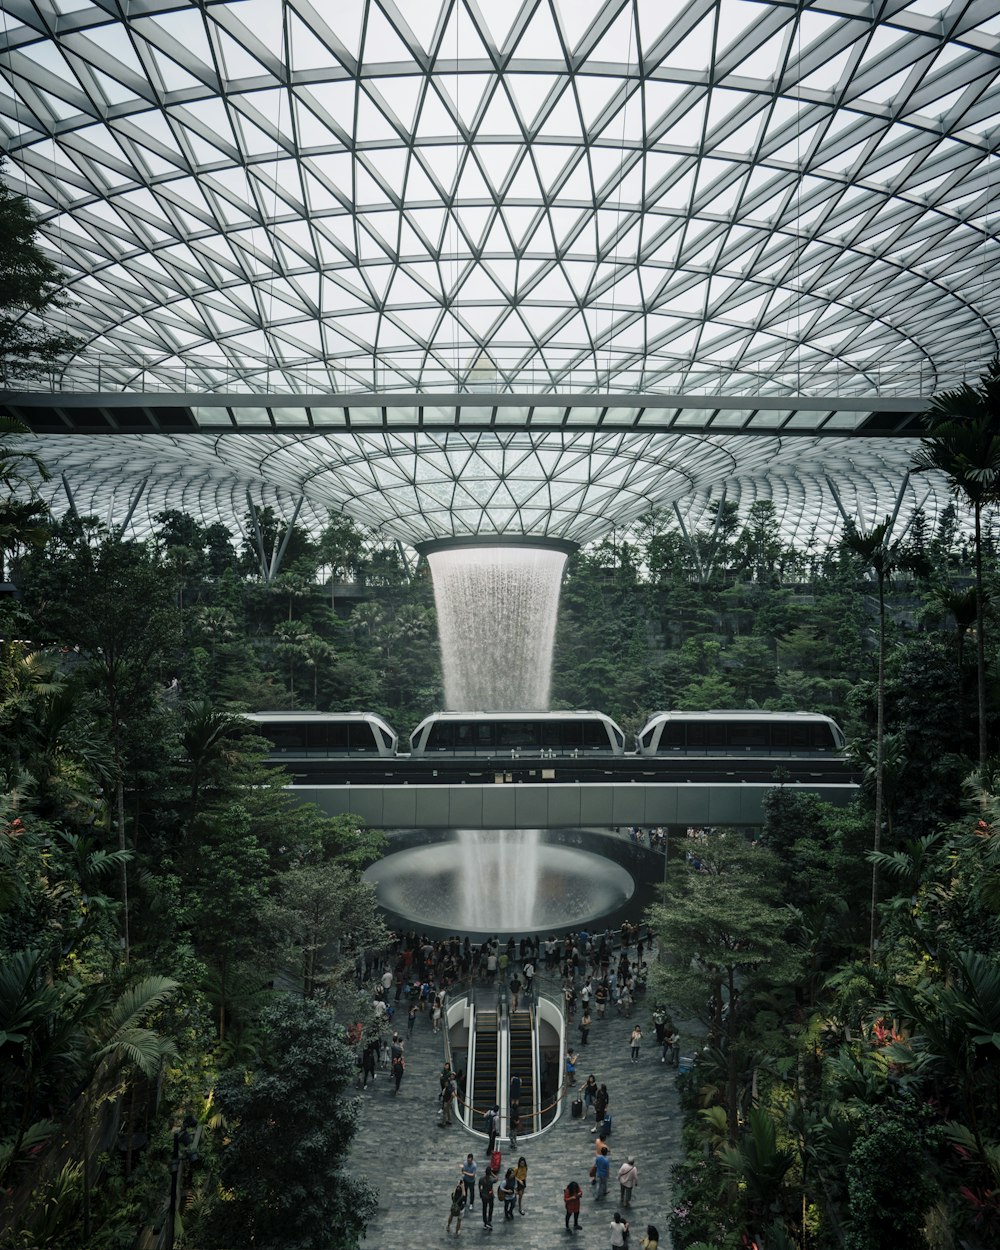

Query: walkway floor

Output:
[350, 970, 689, 1249]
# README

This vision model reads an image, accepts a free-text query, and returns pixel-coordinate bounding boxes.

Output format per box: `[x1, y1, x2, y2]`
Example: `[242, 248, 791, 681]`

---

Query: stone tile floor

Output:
[350, 973, 691, 1249]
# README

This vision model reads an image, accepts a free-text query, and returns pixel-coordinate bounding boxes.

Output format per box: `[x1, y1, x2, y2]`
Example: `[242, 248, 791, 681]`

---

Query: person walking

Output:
[582, 1074, 598, 1122]
[563, 1180, 582, 1233]
[441, 1074, 456, 1126]
[391, 1050, 404, 1094]
[565, 1048, 579, 1088]
[360, 1040, 377, 1088]
[579, 1006, 592, 1047]
[478, 1168, 495, 1230]
[593, 1146, 610, 1202]
[641, 1223, 659, 1250]
[508, 1100, 521, 1149]
[486, 1104, 500, 1155]
[630, 1024, 642, 1062]
[446, 1181, 466, 1236]
[652, 1007, 666, 1048]
[666, 1027, 680, 1067]
[461, 1153, 477, 1211]
[591, 1083, 609, 1132]
[406, 1003, 417, 1038]
[610, 1211, 630, 1248]
[617, 1156, 638, 1208]
[514, 1156, 527, 1214]
[499, 1168, 517, 1220]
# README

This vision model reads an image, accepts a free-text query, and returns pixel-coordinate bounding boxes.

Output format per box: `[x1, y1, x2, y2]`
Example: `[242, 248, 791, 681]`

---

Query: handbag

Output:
[588, 1165, 596, 1179]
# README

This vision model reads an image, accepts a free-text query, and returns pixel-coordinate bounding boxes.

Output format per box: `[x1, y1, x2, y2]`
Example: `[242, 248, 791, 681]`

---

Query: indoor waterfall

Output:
[424, 542, 571, 931]
[426, 544, 568, 711]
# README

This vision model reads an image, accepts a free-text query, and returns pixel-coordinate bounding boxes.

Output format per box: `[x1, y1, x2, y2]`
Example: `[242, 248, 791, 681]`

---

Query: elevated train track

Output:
[274, 753, 857, 788]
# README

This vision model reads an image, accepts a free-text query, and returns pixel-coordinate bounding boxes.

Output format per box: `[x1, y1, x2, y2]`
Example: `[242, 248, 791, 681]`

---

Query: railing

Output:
[1, 352, 960, 398]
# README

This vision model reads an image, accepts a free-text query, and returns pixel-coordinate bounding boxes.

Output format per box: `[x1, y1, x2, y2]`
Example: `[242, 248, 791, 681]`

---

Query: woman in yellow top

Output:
[514, 1156, 528, 1214]
[640, 1223, 659, 1250]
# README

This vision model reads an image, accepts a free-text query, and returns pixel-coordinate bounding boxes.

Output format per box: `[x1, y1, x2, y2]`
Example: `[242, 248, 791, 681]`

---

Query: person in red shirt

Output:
[563, 1180, 582, 1233]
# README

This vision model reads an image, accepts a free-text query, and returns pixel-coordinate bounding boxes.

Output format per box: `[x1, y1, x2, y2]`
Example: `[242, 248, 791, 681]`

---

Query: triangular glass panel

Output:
[476, 85, 523, 138]
[357, 88, 402, 142]
[363, 3, 415, 65]
[509, 1, 564, 59]
[658, 14, 715, 74]
[583, 5, 637, 67]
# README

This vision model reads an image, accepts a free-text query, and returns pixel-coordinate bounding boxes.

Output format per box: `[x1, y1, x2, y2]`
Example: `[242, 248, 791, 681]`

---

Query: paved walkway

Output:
[350, 972, 689, 1249]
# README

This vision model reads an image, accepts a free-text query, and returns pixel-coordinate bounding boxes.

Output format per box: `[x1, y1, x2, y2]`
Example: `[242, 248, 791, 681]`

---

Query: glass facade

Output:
[1, 1, 997, 543]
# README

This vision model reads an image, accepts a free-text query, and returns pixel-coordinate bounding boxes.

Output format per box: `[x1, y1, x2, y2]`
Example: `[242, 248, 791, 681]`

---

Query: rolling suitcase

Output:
[571, 1098, 583, 1119]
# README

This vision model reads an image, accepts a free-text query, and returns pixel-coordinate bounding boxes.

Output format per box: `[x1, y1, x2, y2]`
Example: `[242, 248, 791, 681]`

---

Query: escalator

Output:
[508, 1009, 535, 1132]
[471, 1011, 499, 1121]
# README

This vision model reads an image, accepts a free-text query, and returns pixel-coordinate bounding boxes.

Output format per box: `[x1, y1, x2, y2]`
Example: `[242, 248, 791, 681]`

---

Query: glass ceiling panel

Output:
[0, 0, 995, 554]
[0, 0, 995, 400]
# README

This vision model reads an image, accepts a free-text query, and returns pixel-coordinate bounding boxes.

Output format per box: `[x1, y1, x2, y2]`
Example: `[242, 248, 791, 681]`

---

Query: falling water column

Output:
[422, 541, 573, 711]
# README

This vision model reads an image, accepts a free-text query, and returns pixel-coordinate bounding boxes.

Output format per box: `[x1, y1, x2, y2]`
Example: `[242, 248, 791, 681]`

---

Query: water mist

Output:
[424, 541, 572, 932]
[425, 544, 568, 711]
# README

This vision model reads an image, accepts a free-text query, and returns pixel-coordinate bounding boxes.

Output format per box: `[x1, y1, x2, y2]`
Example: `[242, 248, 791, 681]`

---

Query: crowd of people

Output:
[351, 922, 681, 1244]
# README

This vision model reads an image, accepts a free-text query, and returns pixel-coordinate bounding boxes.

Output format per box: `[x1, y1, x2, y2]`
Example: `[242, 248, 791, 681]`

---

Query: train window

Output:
[583, 721, 607, 749]
[810, 723, 834, 751]
[640, 727, 655, 749]
[613, 726, 625, 749]
[315, 722, 349, 754]
[427, 722, 454, 751]
[349, 723, 378, 753]
[264, 723, 306, 752]
[687, 721, 727, 749]
[727, 721, 769, 751]
[541, 719, 564, 748]
[377, 726, 395, 749]
[657, 723, 685, 750]
[776, 722, 812, 752]
[453, 721, 494, 750]
[498, 721, 540, 749]
[560, 721, 583, 748]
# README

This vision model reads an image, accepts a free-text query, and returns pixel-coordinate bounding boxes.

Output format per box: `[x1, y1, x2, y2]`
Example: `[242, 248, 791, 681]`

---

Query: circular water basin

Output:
[362, 830, 635, 936]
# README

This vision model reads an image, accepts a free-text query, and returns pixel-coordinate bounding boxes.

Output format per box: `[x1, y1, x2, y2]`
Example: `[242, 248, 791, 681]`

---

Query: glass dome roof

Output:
[1, 0, 997, 394]
[1, 0, 998, 544]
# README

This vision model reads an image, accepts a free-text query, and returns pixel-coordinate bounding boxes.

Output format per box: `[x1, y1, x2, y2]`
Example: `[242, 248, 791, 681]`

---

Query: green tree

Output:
[841, 518, 927, 960]
[20, 530, 180, 959]
[263, 860, 387, 998]
[843, 1100, 942, 1250]
[913, 358, 1000, 771]
[0, 165, 79, 383]
[202, 995, 376, 1250]
[648, 835, 799, 1143]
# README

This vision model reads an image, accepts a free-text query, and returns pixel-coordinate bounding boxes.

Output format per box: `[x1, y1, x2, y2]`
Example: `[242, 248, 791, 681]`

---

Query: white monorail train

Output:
[244, 709, 846, 762]
[241, 711, 399, 758]
[636, 710, 846, 756]
[409, 710, 627, 756]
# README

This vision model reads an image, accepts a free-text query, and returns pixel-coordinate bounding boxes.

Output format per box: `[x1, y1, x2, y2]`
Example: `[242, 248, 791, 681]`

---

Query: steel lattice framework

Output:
[1, 0, 999, 545]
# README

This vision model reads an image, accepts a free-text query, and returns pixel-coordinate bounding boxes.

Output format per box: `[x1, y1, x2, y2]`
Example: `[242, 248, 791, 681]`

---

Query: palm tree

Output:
[0, 949, 176, 1235]
[841, 520, 898, 961]
[180, 699, 243, 821]
[913, 358, 1000, 771]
